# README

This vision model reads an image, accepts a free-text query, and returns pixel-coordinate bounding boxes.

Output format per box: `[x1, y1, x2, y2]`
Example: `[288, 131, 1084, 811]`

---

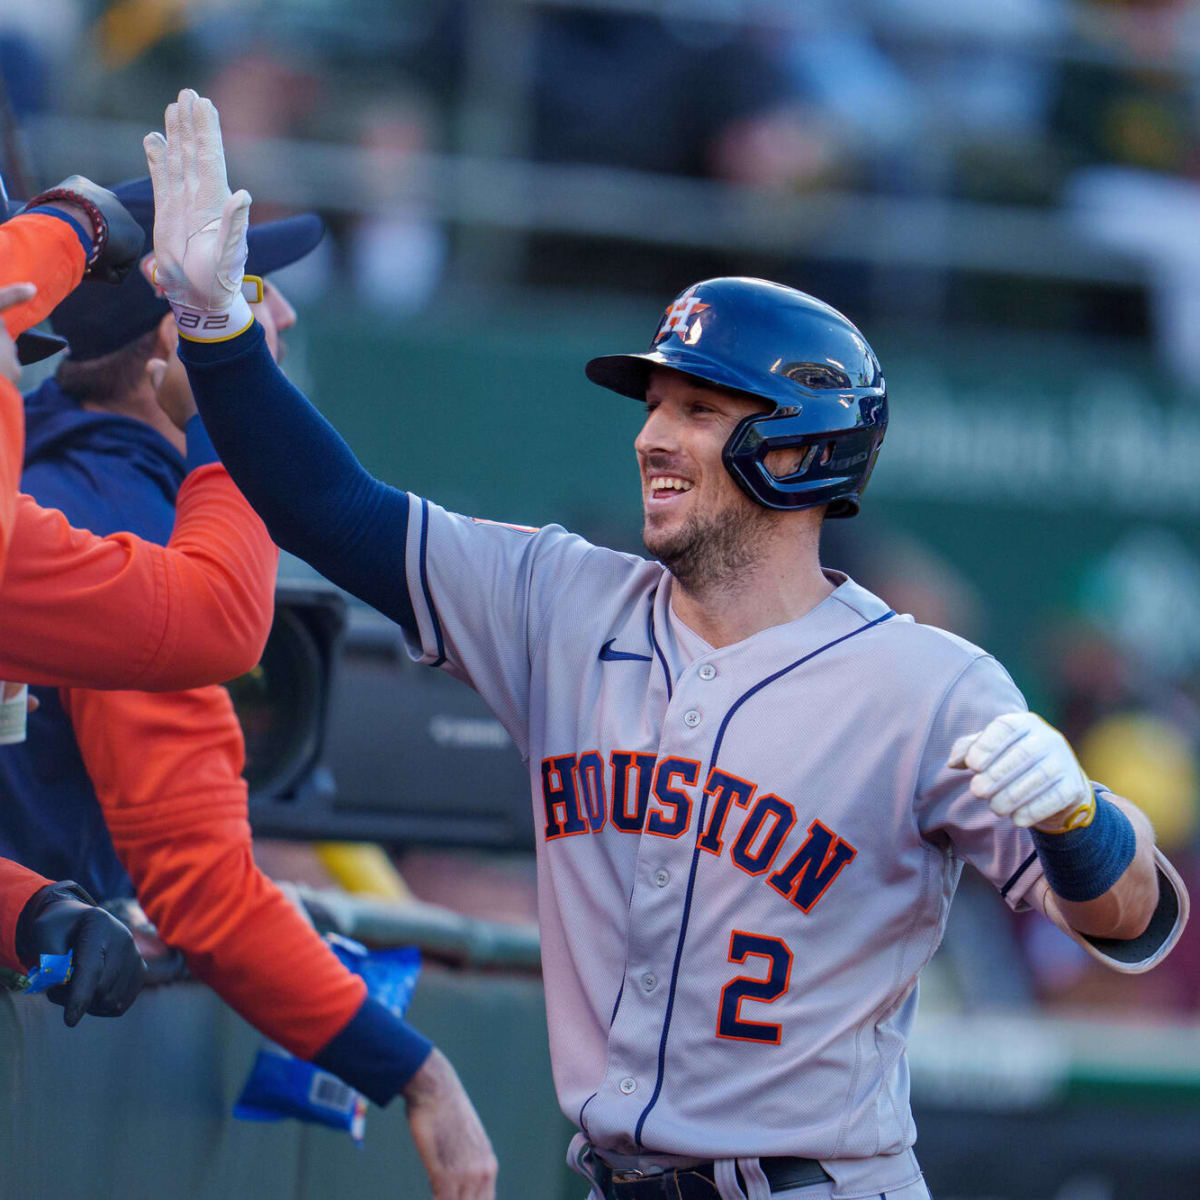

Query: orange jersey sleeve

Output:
[0, 858, 52, 972]
[1, 212, 88, 337]
[0, 463, 278, 690]
[0, 213, 88, 577]
[63, 683, 366, 1059]
[0, 213, 95, 972]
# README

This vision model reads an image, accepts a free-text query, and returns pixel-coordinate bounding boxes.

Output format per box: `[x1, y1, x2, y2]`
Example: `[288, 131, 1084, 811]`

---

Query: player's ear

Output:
[152, 311, 179, 358]
[146, 313, 178, 392]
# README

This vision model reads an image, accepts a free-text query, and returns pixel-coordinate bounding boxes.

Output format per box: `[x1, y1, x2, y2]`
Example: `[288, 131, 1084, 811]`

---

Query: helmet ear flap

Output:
[723, 410, 885, 515]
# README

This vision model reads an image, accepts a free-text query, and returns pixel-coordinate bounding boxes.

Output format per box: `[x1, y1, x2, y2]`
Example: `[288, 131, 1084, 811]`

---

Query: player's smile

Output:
[636, 368, 765, 528]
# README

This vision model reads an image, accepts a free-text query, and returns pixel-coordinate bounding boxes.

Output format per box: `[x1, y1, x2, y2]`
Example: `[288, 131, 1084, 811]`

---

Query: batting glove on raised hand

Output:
[143, 88, 255, 342]
[947, 711, 1096, 833]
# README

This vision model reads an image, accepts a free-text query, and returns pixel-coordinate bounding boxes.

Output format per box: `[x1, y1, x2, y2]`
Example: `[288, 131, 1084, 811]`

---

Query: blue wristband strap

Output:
[23, 206, 94, 259]
[1031, 792, 1136, 903]
[312, 995, 434, 1105]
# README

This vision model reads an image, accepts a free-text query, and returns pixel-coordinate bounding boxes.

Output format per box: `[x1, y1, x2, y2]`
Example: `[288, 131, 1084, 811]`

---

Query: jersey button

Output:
[698, 664, 716, 681]
[619, 1077, 637, 1094]
[641, 973, 657, 992]
[653, 869, 670, 888]
[683, 709, 701, 727]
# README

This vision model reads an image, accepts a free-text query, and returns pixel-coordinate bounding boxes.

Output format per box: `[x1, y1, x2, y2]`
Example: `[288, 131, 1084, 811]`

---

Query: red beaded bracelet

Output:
[22, 187, 109, 270]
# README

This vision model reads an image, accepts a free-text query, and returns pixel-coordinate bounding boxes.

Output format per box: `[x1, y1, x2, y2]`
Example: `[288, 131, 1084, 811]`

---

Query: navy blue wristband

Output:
[312, 995, 434, 1105]
[184, 413, 219, 471]
[23, 206, 93, 259]
[1031, 793, 1136, 903]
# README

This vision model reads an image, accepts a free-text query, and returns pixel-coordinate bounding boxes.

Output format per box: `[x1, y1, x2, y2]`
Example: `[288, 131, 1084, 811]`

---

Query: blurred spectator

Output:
[1054, 0, 1200, 378]
[202, 46, 335, 302]
[347, 95, 446, 311]
[1020, 532, 1200, 1014]
[531, 10, 839, 189]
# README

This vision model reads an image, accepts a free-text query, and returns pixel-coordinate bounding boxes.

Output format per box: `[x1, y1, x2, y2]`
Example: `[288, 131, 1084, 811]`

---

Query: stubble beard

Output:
[643, 493, 774, 596]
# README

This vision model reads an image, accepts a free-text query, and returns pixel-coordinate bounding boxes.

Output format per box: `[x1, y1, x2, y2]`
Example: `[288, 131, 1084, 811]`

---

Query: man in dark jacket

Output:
[0, 176, 317, 899]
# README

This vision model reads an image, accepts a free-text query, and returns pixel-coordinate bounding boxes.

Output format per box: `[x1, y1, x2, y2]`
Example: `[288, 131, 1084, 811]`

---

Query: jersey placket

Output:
[587, 650, 731, 1151]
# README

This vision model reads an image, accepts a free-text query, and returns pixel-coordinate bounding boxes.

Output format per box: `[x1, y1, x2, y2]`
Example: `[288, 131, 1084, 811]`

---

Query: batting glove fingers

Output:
[947, 712, 1095, 833]
[144, 89, 253, 340]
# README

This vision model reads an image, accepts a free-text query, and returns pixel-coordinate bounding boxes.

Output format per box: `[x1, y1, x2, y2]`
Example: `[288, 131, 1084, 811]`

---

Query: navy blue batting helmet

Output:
[585, 277, 887, 518]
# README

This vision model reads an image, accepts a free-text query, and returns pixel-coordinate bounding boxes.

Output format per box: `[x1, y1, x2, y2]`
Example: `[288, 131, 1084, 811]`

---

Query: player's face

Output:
[635, 368, 776, 588]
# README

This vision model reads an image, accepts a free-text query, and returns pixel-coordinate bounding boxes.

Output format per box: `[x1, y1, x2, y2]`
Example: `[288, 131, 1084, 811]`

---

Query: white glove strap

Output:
[172, 290, 254, 344]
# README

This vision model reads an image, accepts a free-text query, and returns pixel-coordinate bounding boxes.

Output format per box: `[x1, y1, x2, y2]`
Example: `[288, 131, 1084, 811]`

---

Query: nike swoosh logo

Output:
[599, 639, 652, 663]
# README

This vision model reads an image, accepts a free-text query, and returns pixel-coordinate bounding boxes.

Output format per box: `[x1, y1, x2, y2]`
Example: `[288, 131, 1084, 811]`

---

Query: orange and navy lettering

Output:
[648, 758, 700, 839]
[610, 751, 655, 832]
[697, 769, 756, 855]
[716, 931, 793, 1044]
[542, 754, 588, 840]
[539, 751, 856, 911]
[768, 820, 858, 912]
[575, 750, 607, 833]
[731, 794, 796, 877]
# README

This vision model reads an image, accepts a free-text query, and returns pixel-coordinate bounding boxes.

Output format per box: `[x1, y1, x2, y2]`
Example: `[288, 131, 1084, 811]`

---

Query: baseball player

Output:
[150, 89, 1186, 1200]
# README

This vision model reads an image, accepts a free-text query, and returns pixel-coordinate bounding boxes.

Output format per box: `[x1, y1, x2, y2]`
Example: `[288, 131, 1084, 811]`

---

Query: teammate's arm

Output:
[0, 199, 274, 690]
[949, 712, 1160, 940]
[0, 210, 92, 579]
[64, 680, 496, 1198]
[0, 861, 146, 1025]
[0, 456, 277, 690]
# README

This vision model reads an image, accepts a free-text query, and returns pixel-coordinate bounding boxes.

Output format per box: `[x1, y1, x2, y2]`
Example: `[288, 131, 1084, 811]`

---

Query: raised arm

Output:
[145, 89, 416, 633]
[179, 325, 415, 630]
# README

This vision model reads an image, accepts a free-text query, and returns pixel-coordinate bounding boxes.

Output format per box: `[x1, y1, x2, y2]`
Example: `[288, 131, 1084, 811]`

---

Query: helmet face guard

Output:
[722, 394, 887, 517]
[586, 277, 887, 518]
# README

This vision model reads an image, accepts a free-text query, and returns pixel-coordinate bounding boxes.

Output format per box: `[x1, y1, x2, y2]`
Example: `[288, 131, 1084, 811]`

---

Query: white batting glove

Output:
[947, 712, 1096, 833]
[143, 88, 254, 342]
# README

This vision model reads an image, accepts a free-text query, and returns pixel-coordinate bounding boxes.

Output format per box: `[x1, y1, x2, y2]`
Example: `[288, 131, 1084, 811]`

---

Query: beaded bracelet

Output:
[22, 187, 108, 270]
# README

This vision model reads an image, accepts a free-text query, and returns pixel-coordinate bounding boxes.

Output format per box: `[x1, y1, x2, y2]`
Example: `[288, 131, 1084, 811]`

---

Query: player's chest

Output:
[532, 631, 920, 898]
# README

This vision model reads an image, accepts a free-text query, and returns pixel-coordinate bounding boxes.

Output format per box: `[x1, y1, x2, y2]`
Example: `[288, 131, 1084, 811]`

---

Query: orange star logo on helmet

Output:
[653, 287, 711, 343]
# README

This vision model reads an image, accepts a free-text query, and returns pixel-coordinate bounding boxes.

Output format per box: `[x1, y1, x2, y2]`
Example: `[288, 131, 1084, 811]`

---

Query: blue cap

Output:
[48, 176, 324, 362]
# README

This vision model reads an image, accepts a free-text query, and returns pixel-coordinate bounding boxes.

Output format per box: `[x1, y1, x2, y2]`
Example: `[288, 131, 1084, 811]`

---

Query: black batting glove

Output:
[15, 881, 147, 1027]
[23, 175, 145, 284]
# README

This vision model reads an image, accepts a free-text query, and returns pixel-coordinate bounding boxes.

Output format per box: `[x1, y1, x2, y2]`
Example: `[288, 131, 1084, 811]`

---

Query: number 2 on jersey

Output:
[716, 930, 792, 1044]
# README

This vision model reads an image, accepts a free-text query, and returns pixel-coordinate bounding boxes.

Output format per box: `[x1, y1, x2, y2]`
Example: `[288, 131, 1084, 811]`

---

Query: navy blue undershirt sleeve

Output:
[313, 995, 433, 1104]
[177, 323, 417, 636]
[184, 413, 219, 471]
[24, 206, 93, 259]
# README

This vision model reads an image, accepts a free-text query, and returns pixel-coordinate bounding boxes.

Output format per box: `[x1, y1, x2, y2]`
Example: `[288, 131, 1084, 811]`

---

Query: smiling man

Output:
[151, 89, 1187, 1200]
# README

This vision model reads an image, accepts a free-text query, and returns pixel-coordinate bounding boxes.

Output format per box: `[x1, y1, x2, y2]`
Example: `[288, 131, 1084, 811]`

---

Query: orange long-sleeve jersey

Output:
[0, 212, 101, 961]
[0, 209, 277, 688]
[63, 684, 366, 1058]
[1, 213, 89, 575]
[0, 210, 278, 969]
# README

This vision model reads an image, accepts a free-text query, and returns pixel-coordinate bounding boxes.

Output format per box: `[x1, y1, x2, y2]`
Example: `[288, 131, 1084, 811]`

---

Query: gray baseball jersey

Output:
[401, 495, 1176, 1197]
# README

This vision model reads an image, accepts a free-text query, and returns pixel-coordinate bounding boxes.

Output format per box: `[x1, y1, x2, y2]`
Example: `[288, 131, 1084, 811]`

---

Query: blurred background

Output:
[3, 1, 1200, 1198]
